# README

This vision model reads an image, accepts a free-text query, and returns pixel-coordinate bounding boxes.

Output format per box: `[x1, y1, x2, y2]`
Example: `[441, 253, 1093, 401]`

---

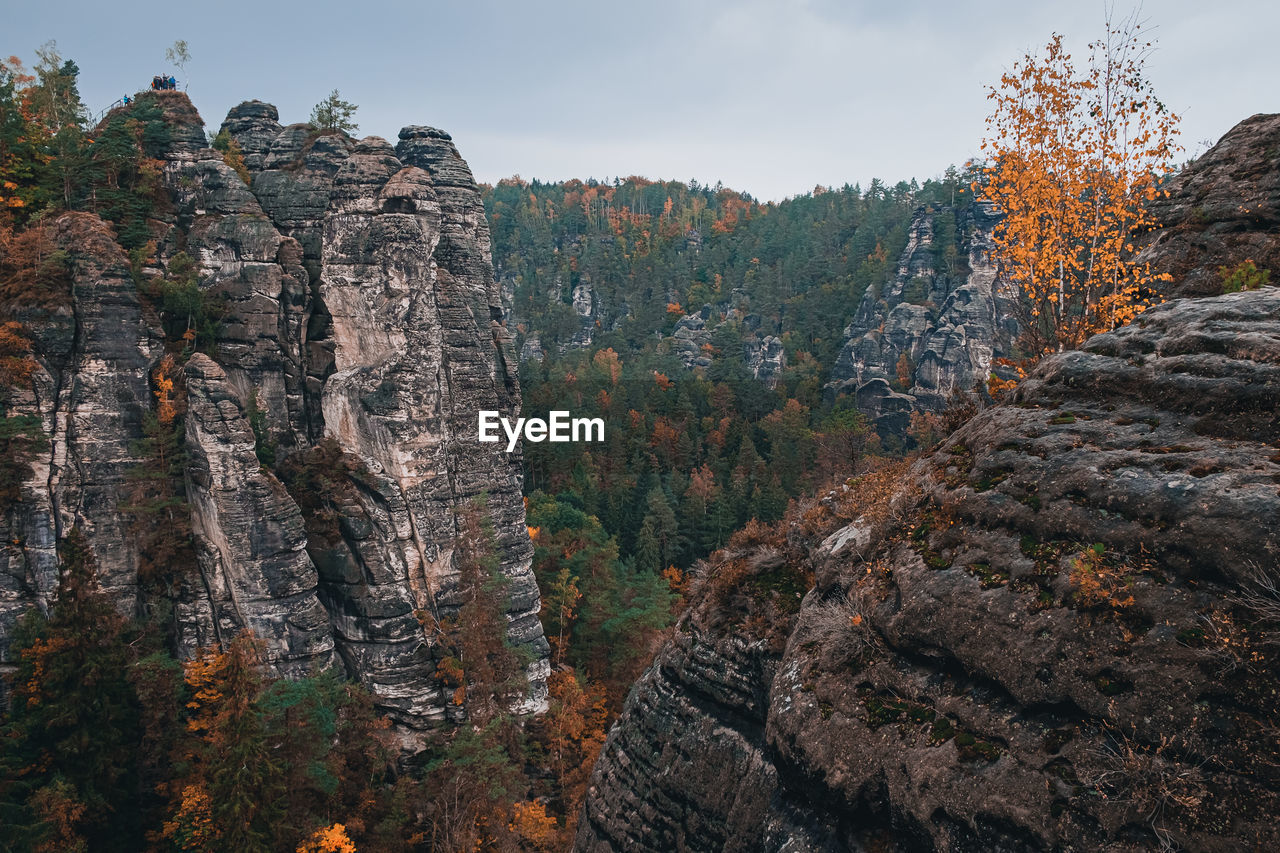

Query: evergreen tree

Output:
[310, 89, 359, 134]
[0, 529, 143, 852]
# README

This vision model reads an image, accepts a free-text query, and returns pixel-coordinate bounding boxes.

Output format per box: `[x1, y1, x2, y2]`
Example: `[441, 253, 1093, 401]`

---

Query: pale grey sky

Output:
[8, 0, 1276, 200]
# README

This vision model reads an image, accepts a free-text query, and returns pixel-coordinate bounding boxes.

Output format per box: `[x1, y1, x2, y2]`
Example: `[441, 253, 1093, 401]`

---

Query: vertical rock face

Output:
[160, 122, 314, 446]
[0, 94, 547, 733]
[312, 134, 548, 727]
[1, 214, 161, 656]
[180, 354, 335, 675]
[827, 202, 1017, 434]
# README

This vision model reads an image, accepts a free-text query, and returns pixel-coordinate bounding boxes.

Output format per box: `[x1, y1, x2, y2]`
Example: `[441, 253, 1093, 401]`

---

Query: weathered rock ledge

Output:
[579, 287, 1280, 851]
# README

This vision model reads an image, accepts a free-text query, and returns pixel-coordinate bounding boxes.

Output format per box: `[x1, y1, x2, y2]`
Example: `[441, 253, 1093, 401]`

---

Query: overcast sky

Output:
[8, 0, 1276, 201]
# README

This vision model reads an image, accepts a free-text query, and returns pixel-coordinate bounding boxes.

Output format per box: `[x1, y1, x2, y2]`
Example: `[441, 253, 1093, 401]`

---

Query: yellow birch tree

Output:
[980, 11, 1181, 369]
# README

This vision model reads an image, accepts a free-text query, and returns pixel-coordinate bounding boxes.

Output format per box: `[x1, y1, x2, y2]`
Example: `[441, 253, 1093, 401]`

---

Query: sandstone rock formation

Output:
[745, 334, 787, 386]
[580, 285, 1280, 852]
[0, 214, 161, 657]
[179, 353, 335, 676]
[827, 202, 1018, 435]
[0, 93, 548, 733]
[579, 119, 1280, 849]
[672, 311, 713, 369]
[1134, 113, 1280, 298]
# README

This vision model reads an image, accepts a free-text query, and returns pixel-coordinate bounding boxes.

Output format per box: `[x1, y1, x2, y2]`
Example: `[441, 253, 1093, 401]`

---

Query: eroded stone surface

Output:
[579, 289, 1280, 852]
[827, 201, 1018, 435]
[0, 213, 161, 656]
[180, 354, 335, 675]
[1135, 113, 1280, 298]
[0, 94, 548, 734]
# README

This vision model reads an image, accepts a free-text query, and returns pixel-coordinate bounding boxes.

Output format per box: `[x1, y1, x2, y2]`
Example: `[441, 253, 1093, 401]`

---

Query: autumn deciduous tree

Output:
[530, 668, 609, 843]
[980, 11, 1180, 364]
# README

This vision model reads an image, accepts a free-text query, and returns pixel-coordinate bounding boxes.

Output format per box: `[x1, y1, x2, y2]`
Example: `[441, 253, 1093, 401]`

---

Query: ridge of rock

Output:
[1135, 112, 1280, 298]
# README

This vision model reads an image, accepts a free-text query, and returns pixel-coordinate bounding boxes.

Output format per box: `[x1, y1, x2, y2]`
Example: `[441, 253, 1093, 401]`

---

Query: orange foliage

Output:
[665, 302, 683, 315]
[662, 565, 690, 603]
[650, 417, 681, 449]
[592, 347, 622, 384]
[181, 635, 264, 744]
[162, 784, 215, 852]
[296, 822, 357, 853]
[711, 191, 755, 234]
[537, 669, 608, 842]
[685, 463, 718, 503]
[652, 371, 672, 390]
[508, 801, 558, 851]
[895, 351, 913, 390]
[0, 321, 37, 389]
[20, 635, 71, 705]
[0, 223, 72, 309]
[1070, 544, 1135, 610]
[152, 354, 182, 425]
[980, 16, 1180, 362]
[30, 781, 87, 853]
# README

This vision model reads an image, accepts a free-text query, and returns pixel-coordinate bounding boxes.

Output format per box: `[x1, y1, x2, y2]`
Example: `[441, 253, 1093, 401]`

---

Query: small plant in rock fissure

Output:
[1219, 260, 1271, 293]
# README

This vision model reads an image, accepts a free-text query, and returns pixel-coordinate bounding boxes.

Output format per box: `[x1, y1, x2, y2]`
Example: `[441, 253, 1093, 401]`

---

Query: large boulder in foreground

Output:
[579, 288, 1280, 852]
[1135, 113, 1280, 298]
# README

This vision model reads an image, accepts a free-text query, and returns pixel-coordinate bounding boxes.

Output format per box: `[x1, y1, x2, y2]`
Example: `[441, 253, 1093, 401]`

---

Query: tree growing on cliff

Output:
[0, 529, 144, 851]
[980, 10, 1180, 364]
[310, 89, 358, 135]
[164, 40, 191, 78]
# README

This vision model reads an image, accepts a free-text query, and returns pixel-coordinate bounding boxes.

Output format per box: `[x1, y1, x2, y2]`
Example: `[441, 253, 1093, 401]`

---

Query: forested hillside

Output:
[484, 172, 990, 582]
[487, 172, 980, 368]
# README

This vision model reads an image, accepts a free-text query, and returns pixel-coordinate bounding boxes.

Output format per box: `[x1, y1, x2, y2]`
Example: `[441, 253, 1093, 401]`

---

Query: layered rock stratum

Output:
[1135, 113, 1280, 299]
[0, 93, 548, 736]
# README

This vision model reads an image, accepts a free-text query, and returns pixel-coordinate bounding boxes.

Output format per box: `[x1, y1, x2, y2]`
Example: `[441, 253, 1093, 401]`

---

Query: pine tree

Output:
[634, 487, 677, 574]
[309, 90, 359, 134]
